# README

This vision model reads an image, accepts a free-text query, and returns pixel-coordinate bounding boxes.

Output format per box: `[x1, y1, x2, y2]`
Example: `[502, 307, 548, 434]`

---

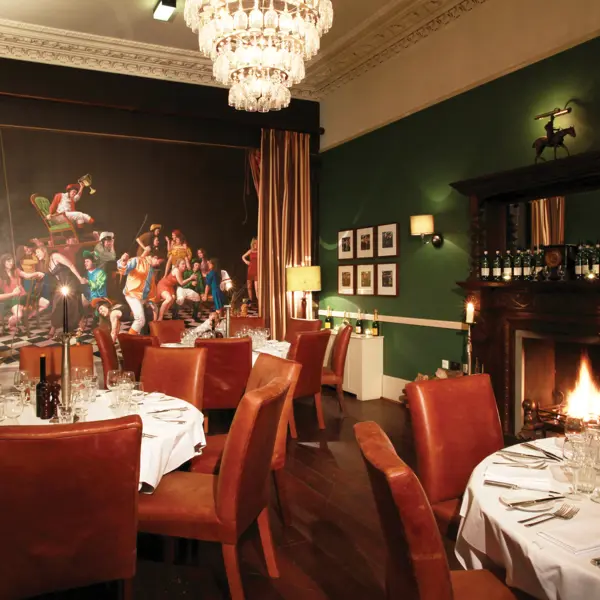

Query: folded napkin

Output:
[539, 518, 600, 554]
[484, 464, 557, 492]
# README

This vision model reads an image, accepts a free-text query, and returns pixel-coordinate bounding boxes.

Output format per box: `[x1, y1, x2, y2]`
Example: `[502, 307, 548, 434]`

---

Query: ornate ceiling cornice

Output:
[0, 1, 490, 100]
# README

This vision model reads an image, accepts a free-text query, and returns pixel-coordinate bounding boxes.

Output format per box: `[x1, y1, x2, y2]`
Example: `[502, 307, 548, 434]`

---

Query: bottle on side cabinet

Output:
[480, 251, 490, 281]
[513, 249, 523, 280]
[372, 309, 380, 337]
[355, 310, 363, 335]
[575, 244, 584, 280]
[534, 247, 544, 279]
[593, 244, 600, 276]
[36, 354, 52, 420]
[342, 311, 350, 327]
[492, 250, 502, 281]
[502, 250, 512, 280]
[324, 306, 333, 330]
[522, 249, 533, 281]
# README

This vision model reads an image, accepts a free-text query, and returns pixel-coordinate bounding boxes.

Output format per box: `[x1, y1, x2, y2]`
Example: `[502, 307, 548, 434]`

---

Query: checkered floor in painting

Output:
[0, 304, 258, 368]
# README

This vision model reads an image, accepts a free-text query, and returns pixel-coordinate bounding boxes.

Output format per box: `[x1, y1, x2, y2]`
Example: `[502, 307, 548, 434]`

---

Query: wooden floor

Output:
[40, 389, 461, 599]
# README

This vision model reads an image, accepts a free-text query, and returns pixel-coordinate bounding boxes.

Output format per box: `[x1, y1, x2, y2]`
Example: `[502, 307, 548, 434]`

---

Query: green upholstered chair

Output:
[30, 195, 78, 246]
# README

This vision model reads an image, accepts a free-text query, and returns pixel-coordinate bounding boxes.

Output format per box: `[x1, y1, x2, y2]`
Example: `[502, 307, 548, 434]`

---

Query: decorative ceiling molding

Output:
[0, 1, 490, 101]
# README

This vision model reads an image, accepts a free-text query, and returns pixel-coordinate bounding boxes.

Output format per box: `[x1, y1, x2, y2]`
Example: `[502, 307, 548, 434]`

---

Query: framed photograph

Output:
[356, 264, 375, 296]
[338, 229, 355, 260]
[356, 226, 375, 259]
[338, 265, 355, 295]
[377, 263, 398, 296]
[377, 223, 399, 257]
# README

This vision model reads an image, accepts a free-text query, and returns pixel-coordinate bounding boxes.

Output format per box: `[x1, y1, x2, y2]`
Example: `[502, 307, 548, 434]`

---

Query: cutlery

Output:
[153, 418, 186, 424]
[142, 433, 157, 439]
[498, 450, 551, 461]
[590, 558, 600, 568]
[508, 495, 565, 507]
[484, 480, 563, 495]
[492, 461, 547, 470]
[520, 504, 579, 527]
[147, 407, 189, 414]
[521, 442, 563, 462]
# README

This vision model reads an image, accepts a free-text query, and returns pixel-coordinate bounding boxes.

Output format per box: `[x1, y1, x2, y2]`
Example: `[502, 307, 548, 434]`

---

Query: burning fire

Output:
[565, 354, 600, 421]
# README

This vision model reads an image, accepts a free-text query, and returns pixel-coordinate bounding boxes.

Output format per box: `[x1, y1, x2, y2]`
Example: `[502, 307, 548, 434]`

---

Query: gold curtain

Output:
[531, 197, 565, 247]
[257, 129, 312, 341]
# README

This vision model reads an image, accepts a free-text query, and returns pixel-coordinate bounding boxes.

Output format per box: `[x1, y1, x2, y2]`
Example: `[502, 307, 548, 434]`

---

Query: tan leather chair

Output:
[405, 374, 504, 537]
[0, 416, 142, 599]
[194, 337, 252, 431]
[93, 327, 119, 388]
[287, 329, 331, 435]
[284, 316, 321, 345]
[228, 316, 265, 337]
[189, 353, 302, 523]
[138, 378, 290, 600]
[19, 344, 94, 384]
[321, 325, 352, 414]
[354, 421, 516, 600]
[141, 347, 207, 411]
[118, 333, 159, 381]
[149, 319, 186, 344]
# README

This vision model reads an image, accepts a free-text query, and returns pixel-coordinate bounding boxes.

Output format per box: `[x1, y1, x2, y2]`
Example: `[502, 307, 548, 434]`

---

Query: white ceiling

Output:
[0, 0, 487, 97]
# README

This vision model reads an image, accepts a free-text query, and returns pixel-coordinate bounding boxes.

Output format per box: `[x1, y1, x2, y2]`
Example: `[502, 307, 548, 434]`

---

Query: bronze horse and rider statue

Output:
[533, 113, 576, 162]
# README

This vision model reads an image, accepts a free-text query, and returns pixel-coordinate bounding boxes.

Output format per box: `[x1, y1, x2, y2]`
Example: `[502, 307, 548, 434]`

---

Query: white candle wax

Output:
[465, 302, 475, 324]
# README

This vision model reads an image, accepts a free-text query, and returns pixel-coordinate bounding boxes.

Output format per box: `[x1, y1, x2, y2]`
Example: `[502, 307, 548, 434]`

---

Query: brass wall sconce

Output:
[410, 214, 443, 248]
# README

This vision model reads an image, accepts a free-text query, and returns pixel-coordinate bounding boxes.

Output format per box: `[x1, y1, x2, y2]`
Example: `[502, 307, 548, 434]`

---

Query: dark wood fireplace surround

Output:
[451, 151, 600, 434]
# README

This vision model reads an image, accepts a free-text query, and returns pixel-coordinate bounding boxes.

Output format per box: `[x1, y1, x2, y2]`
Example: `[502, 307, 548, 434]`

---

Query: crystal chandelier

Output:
[184, 1, 334, 112]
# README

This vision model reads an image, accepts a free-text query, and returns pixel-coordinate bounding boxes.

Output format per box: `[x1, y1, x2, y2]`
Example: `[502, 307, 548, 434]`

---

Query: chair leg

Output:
[336, 383, 346, 416]
[119, 578, 134, 600]
[288, 402, 298, 439]
[272, 469, 291, 527]
[203, 412, 209, 434]
[314, 392, 325, 430]
[164, 536, 176, 563]
[257, 507, 280, 578]
[222, 543, 245, 600]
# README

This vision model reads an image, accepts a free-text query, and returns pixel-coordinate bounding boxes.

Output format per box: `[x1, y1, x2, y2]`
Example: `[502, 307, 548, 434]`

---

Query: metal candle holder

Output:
[59, 331, 75, 409]
[224, 305, 231, 338]
[466, 323, 473, 376]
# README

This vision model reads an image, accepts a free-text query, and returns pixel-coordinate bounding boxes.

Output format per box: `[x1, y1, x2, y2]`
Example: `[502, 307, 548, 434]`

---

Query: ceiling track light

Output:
[154, 0, 177, 22]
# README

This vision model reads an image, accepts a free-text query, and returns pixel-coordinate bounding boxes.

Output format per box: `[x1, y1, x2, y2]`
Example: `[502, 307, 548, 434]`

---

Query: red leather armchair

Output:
[138, 378, 290, 600]
[93, 327, 119, 388]
[149, 319, 186, 344]
[354, 421, 516, 600]
[321, 325, 351, 414]
[284, 316, 321, 344]
[405, 374, 504, 537]
[0, 416, 142, 599]
[287, 329, 331, 434]
[118, 333, 159, 381]
[194, 337, 252, 431]
[141, 347, 207, 411]
[19, 344, 94, 384]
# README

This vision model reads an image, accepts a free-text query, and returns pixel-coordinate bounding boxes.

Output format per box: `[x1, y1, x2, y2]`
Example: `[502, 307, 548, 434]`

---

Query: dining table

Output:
[2, 391, 206, 494]
[456, 437, 600, 600]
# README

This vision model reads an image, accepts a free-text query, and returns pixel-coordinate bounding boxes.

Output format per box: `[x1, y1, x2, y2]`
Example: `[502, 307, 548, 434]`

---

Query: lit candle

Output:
[465, 301, 475, 324]
[61, 286, 69, 332]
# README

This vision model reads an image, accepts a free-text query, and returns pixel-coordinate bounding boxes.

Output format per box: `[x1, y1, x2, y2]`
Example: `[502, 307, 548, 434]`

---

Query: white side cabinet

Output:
[324, 331, 384, 401]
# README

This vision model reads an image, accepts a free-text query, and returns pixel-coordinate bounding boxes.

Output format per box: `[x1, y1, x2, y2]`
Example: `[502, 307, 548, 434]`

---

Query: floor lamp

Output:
[286, 266, 322, 319]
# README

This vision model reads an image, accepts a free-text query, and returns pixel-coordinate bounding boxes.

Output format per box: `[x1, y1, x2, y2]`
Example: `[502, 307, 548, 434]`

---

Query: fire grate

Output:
[537, 405, 569, 432]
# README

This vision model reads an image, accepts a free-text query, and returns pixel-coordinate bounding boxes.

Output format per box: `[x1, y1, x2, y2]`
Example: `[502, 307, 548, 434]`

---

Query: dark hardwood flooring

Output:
[39, 389, 471, 600]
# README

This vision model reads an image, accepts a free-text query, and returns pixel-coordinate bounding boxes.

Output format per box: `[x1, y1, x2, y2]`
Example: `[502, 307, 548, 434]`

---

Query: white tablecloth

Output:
[251, 340, 291, 365]
[456, 438, 600, 600]
[2, 391, 206, 494]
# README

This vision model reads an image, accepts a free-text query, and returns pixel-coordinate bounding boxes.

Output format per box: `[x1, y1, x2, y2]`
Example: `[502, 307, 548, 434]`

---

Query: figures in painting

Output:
[202, 257, 225, 316]
[196, 248, 210, 278]
[175, 259, 204, 320]
[92, 297, 129, 343]
[156, 258, 198, 321]
[94, 232, 116, 270]
[241, 237, 258, 305]
[48, 181, 95, 228]
[165, 230, 192, 275]
[137, 224, 166, 258]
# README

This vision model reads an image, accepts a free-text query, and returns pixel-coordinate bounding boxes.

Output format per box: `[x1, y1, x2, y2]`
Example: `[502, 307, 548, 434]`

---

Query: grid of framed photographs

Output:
[337, 223, 398, 296]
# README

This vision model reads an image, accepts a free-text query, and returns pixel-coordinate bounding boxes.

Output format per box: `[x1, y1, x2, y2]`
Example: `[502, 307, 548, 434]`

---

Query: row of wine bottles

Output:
[324, 307, 381, 336]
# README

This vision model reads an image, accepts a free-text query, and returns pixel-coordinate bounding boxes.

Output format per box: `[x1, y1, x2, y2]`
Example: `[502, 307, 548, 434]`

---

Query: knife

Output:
[147, 407, 189, 414]
[484, 480, 563, 495]
[521, 442, 563, 462]
[498, 450, 549, 460]
[508, 495, 565, 507]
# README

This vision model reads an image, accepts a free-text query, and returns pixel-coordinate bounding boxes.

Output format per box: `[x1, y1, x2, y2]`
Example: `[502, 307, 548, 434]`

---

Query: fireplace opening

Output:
[514, 331, 600, 434]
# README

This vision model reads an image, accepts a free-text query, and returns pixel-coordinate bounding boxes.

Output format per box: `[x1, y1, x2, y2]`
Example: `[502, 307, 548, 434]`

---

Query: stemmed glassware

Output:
[106, 369, 122, 408]
[4, 392, 24, 422]
[13, 370, 29, 406]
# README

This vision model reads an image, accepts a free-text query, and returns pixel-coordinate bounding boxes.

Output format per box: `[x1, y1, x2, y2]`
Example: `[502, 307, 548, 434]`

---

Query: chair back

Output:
[0, 416, 142, 599]
[246, 354, 302, 471]
[141, 347, 207, 410]
[405, 374, 504, 505]
[331, 325, 352, 378]
[118, 334, 159, 381]
[217, 378, 289, 542]
[19, 344, 94, 384]
[149, 320, 186, 345]
[194, 337, 252, 410]
[284, 317, 321, 344]
[93, 327, 119, 388]
[228, 316, 265, 337]
[354, 421, 453, 600]
[288, 329, 330, 398]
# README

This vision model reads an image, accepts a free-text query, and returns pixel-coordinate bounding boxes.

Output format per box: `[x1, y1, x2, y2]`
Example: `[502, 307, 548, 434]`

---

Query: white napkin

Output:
[484, 464, 557, 492]
[539, 518, 600, 554]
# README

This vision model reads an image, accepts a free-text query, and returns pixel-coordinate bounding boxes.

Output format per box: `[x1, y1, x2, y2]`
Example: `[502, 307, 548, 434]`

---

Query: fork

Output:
[520, 504, 579, 527]
[492, 461, 547, 470]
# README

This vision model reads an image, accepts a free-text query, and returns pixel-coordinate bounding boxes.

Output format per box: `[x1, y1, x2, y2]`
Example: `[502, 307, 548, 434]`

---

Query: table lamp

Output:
[286, 266, 322, 319]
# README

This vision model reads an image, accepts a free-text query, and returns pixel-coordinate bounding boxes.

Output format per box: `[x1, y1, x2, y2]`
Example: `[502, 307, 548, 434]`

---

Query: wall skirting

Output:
[382, 375, 411, 402]
[317, 309, 466, 331]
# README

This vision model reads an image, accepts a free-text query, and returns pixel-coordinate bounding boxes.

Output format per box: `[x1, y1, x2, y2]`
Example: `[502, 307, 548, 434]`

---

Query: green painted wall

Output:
[319, 37, 600, 383]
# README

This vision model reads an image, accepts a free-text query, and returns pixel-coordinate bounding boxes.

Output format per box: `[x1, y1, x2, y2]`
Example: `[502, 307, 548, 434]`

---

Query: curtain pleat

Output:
[531, 197, 565, 247]
[258, 130, 312, 341]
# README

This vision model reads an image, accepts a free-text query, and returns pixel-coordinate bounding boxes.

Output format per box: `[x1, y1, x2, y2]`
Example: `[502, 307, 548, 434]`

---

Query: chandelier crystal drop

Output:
[184, 0, 333, 112]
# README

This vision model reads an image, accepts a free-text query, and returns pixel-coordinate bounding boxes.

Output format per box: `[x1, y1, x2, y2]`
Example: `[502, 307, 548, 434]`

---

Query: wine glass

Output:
[563, 436, 587, 500]
[4, 392, 24, 421]
[106, 369, 122, 408]
[13, 370, 29, 404]
[565, 416, 585, 438]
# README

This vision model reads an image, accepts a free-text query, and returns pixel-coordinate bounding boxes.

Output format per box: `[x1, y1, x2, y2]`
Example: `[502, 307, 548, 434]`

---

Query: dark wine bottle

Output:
[355, 311, 363, 335]
[372, 309, 380, 337]
[324, 306, 333, 330]
[36, 354, 51, 420]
